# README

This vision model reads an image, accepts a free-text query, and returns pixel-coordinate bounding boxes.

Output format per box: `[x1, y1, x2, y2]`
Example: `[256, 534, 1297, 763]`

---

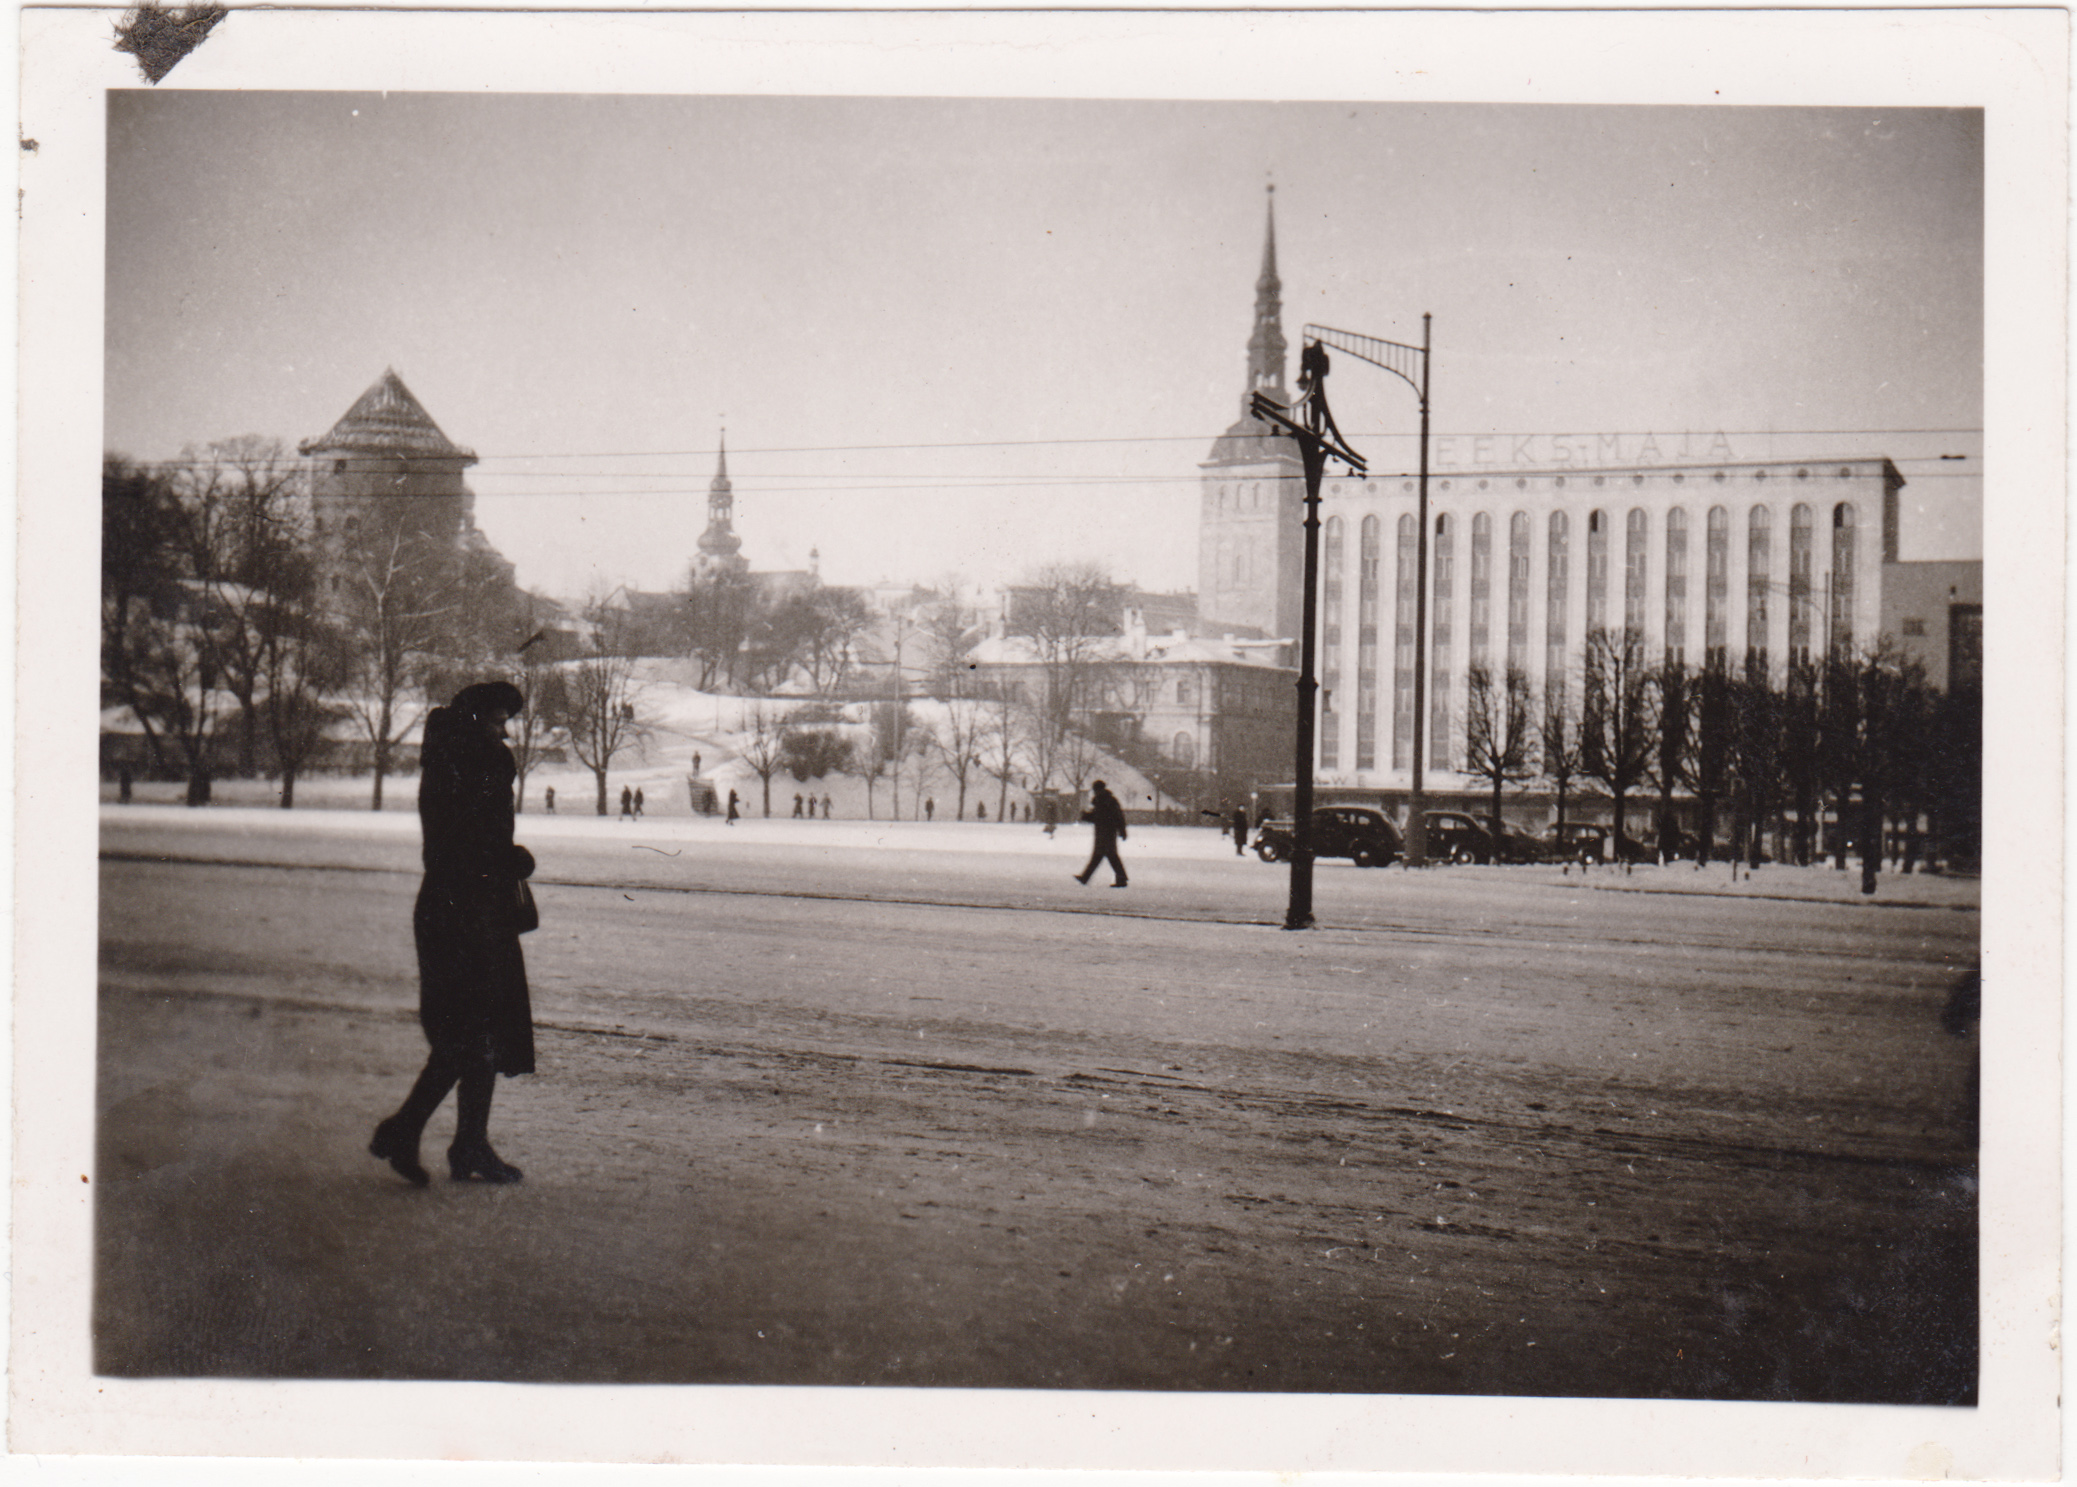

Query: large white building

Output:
[1305, 457, 1902, 782]
[1197, 191, 1968, 798]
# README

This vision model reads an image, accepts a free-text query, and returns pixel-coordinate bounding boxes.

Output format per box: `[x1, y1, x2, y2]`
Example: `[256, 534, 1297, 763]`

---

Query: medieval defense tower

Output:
[299, 368, 486, 594]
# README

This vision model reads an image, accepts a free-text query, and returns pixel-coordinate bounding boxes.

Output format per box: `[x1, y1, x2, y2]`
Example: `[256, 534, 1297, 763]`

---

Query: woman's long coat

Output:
[413, 706, 536, 1075]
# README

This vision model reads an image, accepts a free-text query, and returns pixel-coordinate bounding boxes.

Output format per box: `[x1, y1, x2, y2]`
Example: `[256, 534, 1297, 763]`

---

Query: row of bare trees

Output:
[656, 569, 874, 696]
[1460, 627, 1980, 884]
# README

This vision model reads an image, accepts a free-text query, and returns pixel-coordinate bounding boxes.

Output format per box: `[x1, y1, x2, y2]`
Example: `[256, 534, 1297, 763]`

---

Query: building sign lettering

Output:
[1429, 431, 1737, 472]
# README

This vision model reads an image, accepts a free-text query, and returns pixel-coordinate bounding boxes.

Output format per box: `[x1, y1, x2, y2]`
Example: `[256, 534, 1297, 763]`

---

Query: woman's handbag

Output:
[514, 878, 540, 934]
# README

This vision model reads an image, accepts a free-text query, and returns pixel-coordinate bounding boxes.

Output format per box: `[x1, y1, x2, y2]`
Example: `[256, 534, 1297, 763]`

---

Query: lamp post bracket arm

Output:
[1303, 323, 1426, 403]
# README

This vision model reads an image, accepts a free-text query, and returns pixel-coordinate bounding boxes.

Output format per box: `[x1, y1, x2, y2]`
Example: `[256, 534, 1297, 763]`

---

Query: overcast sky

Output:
[105, 95, 1983, 601]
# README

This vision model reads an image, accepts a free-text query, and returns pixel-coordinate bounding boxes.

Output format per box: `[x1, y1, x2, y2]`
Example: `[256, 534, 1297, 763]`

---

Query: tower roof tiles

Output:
[299, 368, 477, 463]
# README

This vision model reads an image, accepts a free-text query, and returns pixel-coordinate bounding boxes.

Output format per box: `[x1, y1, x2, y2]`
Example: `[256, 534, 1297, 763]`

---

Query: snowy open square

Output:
[96, 806, 1977, 1401]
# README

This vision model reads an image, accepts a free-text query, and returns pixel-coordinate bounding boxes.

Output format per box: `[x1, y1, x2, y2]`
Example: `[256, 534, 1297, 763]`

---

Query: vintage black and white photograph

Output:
[15, 6, 2064, 1477]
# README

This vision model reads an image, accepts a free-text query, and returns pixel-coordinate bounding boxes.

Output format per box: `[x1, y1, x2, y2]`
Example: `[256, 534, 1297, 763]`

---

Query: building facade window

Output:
[1829, 502, 1856, 655]
[1321, 516, 1344, 768]
[1663, 506, 1689, 665]
[1546, 511, 1569, 694]
[1431, 513, 1454, 771]
[1704, 505, 1729, 670]
[1789, 502, 1814, 667]
[1508, 511, 1531, 673]
[1176, 678, 1193, 706]
[1357, 514, 1381, 771]
[1173, 732, 1195, 766]
[1391, 514, 1414, 770]
[1624, 507, 1649, 642]
[1469, 511, 1493, 667]
[1586, 509, 1609, 632]
[1747, 505, 1771, 673]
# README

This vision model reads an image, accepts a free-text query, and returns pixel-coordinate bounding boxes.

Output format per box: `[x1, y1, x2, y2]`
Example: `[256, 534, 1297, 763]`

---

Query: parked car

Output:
[1254, 806, 1403, 868]
[1544, 821, 1655, 864]
[1414, 811, 1495, 864]
[1488, 821, 1562, 864]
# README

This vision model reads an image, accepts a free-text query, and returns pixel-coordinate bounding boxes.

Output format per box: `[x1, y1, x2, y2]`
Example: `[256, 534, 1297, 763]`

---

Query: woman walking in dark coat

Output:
[370, 681, 536, 1186]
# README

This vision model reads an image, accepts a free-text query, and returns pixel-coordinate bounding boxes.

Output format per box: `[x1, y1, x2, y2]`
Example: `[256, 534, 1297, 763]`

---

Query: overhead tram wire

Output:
[143, 425, 1983, 469]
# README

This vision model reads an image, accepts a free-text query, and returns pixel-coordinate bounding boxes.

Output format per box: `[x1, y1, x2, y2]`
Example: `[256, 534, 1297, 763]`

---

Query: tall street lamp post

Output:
[1303, 317, 1433, 864]
[1250, 343, 1366, 930]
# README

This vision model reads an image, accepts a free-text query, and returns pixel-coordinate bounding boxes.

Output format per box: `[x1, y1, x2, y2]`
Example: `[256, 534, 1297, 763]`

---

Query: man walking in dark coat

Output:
[1074, 779, 1129, 888]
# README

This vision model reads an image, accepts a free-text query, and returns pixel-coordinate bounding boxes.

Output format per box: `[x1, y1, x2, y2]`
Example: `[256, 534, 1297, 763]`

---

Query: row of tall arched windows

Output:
[1316, 501, 1860, 771]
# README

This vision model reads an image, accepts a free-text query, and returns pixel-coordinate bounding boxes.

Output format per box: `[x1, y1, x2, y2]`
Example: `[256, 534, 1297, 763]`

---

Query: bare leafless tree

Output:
[936, 695, 990, 819]
[560, 606, 647, 815]
[1012, 560, 1123, 783]
[977, 682, 1032, 821]
[1463, 661, 1538, 836]
[737, 703, 792, 817]
[1580, 626, 1659, 850]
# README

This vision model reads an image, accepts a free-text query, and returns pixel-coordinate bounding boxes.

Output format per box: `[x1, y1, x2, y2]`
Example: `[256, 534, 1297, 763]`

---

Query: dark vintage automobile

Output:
[1544, 821, 1657, 864]
[1254, 806, 1404, 868]
[1419, 810, 1500, 864]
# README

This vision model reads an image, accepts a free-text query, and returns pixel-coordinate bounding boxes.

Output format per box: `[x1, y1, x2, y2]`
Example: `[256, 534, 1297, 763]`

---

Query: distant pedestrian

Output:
[620, 786, 633, 820]
[370, 680, 535, 1188]
[977, 801, 987, 821]
[634, 788, 644, 818]
[793, 793, 805, 818]
[1074, 780, 1128, 888]
[1231, 805, 1249, 856]
[822, 793, 833, 819]
[692, 751, 702, 776]
[544, 786, 555, 814]
[1041, 796, 1059, 837]
[806, 796, 817, 819]
[726, 789, 739, 824]
[925, 797, 935, 822]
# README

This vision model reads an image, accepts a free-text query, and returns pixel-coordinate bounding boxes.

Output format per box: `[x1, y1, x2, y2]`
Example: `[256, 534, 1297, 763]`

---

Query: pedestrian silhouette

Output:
[793, 793, 804, 818]
[634, 787, 644, 817]
[1074, 781, 1128, 887]
[370, 681, 535, 1187]
[544, 786, 555, 814]
[822, 793, 832, 819]
[806, 796, 817, 819]
[977, 801, 987, 821]
[620, 785, 634, 820]
[726, 789, 740, 824]
[925, 797, 935, 822]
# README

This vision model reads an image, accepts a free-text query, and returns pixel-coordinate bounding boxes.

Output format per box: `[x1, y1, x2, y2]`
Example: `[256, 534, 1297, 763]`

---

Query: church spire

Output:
[696, 428, 745, 569]
[1244, 184, 1288, 412]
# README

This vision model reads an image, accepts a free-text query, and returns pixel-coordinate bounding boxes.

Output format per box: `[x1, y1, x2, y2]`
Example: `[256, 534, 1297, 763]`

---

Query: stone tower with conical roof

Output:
[693, 431, 749, 576]
[300, 368, 483, 598]
[1198, 187, 1305, 648]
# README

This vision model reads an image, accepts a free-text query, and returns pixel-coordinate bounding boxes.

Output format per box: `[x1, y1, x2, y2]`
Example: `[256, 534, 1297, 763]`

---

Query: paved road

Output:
[95, 809, 1978, 1399]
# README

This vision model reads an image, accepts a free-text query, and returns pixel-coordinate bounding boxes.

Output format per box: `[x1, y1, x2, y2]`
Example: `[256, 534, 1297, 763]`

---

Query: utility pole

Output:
[1251, 342, 1366, 930]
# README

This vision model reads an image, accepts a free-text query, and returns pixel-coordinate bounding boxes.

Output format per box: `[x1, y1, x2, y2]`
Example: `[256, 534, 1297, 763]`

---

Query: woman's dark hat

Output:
[451, 680, 526, 719]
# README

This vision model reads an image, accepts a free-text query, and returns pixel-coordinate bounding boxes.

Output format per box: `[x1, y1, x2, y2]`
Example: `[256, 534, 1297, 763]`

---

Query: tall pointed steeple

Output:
[696, 429, 746, 570]
[1243, 184, 1288, 413]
